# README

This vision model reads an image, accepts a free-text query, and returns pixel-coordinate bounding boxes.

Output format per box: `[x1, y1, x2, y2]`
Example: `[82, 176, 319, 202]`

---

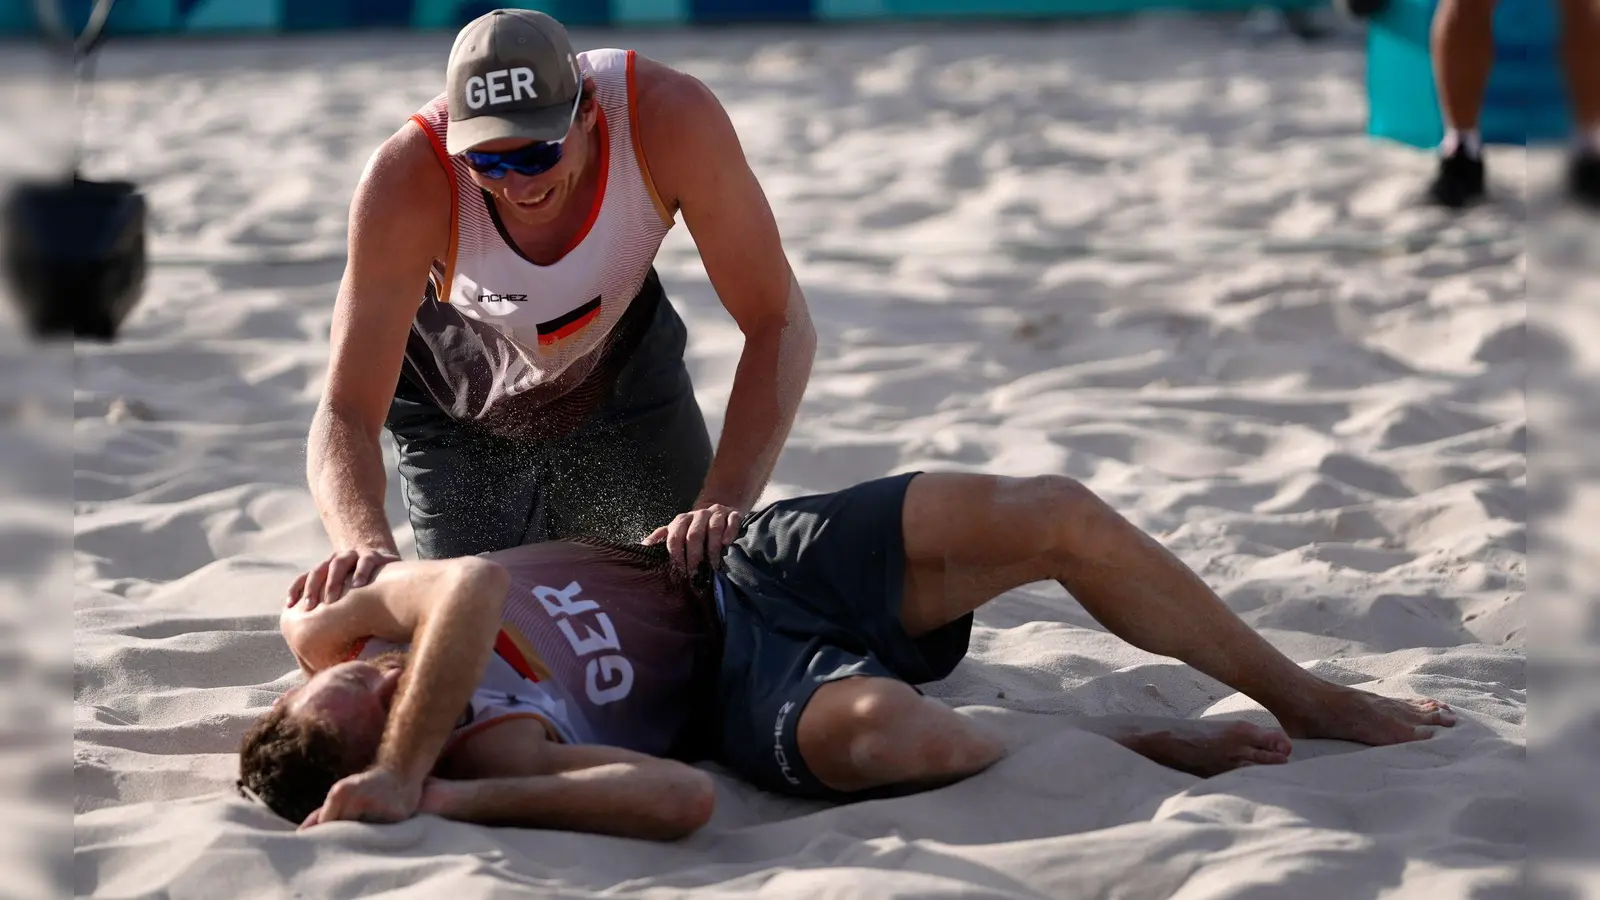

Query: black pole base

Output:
[3, 177, 149, 342]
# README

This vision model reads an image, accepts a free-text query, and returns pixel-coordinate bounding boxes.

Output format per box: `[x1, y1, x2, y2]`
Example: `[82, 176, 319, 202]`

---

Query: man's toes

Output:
[1411, 699, 1456, 726]
[1251, 732, 1293, 757]
[1236, 722, 1293, 754]
[1224, 722, 1293, 762]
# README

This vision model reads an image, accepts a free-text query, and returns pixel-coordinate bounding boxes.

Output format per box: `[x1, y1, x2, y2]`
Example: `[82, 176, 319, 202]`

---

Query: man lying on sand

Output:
[239, 470, 1456, 839]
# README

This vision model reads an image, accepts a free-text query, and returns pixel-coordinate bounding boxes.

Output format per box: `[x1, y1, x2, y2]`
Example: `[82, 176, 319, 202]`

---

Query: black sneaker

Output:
[1425, 147, 1486, 209]
[1568, 150, 1600, 210]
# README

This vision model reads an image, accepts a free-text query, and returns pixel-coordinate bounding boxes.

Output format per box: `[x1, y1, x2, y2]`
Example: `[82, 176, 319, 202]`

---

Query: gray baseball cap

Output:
[445, 9, 581, 155]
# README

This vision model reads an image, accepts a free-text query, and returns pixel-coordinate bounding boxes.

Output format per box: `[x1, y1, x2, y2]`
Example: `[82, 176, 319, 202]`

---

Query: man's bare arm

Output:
[639, 60, 818, 514]
[371, 559, 508, 786]
[281, 557, 509, 786]
[281, 559, 456, 669]
[703, 273, 815, 512]
[429, 725, 715, 841]
[307, 121, 450, 565]
[429, 764, 713, 841]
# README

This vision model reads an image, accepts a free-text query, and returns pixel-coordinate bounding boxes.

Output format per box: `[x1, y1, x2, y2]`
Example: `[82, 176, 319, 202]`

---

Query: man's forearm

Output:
[374, 560, 507, 785]
[432, 762, 711, 841]
[307, 403, 399, 554]
[698, 295, 816, 510]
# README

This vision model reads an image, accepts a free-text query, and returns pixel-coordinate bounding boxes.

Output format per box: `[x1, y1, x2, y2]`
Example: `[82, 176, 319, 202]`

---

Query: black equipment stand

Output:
[2, 0, 149, 342]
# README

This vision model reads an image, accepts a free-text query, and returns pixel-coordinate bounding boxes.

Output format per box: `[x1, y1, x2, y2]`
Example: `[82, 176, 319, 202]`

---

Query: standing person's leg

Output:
[535, 282, 713, 544]
[384, 384, 549, 560]
[785, 473, 1455, 796]
[1563, 0, 1600, 206]
[1427, 0, 1499, 207]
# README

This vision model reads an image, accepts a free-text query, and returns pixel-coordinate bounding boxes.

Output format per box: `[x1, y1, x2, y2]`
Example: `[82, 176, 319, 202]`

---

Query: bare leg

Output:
[894, 473, 1456, 746]
[797, 677, 1007, 794]
[1424, 0, 1497, 205]
[1431, 0, 1498, 136]
[1565, 0, 1600, 205]
[796, 678, 1293, 794]
[1563, 0, 1600, 133]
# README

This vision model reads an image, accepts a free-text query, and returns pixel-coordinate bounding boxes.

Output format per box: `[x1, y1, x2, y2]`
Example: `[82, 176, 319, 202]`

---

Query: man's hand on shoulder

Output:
[288, 548, 402, 611]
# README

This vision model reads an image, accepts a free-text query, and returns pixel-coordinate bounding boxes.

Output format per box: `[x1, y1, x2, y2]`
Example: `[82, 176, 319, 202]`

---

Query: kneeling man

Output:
[239, 471, 1456, 839]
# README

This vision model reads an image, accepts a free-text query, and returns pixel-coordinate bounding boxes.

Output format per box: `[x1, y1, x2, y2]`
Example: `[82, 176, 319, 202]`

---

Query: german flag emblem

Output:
[537, 295, 602, 346]
[493, 627, 552, 683]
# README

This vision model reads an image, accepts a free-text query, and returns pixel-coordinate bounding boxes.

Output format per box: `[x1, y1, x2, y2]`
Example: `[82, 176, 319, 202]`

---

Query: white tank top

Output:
[401, 48, 677, 436]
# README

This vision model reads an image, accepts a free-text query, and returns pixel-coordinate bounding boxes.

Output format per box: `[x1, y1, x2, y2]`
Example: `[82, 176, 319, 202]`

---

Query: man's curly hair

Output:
[237, 701, 369, 825]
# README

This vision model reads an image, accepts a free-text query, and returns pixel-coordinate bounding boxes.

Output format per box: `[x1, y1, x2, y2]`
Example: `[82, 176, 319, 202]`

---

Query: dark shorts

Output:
[384, 280, 713, 559]
[711, 471, 975, 801]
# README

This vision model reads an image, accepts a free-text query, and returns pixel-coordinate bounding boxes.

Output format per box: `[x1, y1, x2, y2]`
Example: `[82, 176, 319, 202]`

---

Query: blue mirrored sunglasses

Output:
[462, 94, 582, 180]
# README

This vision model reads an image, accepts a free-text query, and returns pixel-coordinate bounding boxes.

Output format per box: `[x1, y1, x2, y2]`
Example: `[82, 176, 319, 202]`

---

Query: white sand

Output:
[1525, 152, 1600, 898]
[55, 19, 1528, 899]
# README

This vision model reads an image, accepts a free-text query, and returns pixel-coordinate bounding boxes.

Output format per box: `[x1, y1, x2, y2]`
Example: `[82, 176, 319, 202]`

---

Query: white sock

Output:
[1441, 128, 1482, 158]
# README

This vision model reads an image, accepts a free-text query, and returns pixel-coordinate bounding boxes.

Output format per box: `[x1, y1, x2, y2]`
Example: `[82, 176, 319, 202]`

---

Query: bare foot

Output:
[1116, 720, 1293, 777]
[1277, 684, 1456, 745]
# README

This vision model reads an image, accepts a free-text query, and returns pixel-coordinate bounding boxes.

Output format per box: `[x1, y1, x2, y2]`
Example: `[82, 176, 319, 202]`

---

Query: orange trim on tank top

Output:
[410, 112, 459, 303]
[626, 50, 674, 227]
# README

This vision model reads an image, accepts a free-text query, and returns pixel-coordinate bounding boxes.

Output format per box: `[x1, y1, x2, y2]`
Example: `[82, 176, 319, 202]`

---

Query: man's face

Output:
[283, 652, 407, 754]
[464, 92, 597, 227]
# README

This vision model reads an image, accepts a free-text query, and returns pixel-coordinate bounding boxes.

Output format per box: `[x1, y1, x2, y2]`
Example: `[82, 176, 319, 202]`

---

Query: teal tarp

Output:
[0, 0, 1326, 36]
[1366, 0, 1570, 148]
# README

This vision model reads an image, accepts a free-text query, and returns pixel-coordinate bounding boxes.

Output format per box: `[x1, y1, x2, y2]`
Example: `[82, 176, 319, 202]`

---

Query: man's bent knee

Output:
[1008, 474, 1105, 556]
[835, 680, 926, 772]
[799, 678, 992, 793]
